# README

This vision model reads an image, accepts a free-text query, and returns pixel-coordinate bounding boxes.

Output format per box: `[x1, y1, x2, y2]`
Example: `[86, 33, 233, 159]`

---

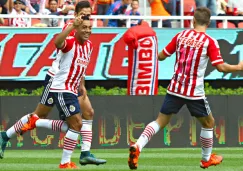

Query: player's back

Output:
[163, 29, 223, 99]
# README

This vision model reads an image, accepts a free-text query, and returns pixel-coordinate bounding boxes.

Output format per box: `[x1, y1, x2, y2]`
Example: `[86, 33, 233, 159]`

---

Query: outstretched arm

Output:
[215, 62, 243, 73]
[208, 38, 243, 73]
[158, 51, 168, 61]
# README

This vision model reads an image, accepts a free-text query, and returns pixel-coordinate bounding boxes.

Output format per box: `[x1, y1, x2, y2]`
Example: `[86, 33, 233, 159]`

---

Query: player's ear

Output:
[193, 18, 196, 27]
[74, 12, 77, 17]
[207, 20, 211, 27]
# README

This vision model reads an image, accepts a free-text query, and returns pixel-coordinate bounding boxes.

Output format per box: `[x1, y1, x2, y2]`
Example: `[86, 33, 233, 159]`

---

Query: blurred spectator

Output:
[60, 0, 76, 15]
[0, 0, 8, 14]
[162, 0, 178, 16]
[40, 0, 73, 27]
[226, 0, 243, 27]
[0, 5, 5, 24]
[24, 0, 46, 14]
[104, 0, 132, 27]
[195, 0, 216, 28]
[148, 0, 171, 28]
[9, 0, 30, 27]
[216, 0, 227, 15]
[93, 0, 113, 15]
[126, 0, 140, 27]
[227, 0, 243, 15]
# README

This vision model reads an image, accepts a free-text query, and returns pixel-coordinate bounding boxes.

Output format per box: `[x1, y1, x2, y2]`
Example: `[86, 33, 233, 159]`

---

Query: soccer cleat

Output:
[79, 153, 107, 166]
[200, 154, 223, 169]
[128, 144, 140, 170]
[59, 161, 79, 169]
[20, 114, 39, 135]
[0, 132, 8, 159]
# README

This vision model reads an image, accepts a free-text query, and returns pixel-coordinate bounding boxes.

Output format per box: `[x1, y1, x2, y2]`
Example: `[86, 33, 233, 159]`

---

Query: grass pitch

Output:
[0, 148, 242, 171]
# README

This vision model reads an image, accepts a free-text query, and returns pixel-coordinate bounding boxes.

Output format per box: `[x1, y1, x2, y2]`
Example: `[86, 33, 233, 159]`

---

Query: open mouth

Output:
[83, 34, 90, 39]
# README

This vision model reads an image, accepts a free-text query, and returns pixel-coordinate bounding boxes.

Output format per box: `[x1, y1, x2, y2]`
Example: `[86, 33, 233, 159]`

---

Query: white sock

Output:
[36, 119, 68, 133]
[61, 129, 79, 164]
[200, 128, 213, 161]
[136, 121, 160, 152]
[80, 119, 93, 152]
[6, 114, 32, 138]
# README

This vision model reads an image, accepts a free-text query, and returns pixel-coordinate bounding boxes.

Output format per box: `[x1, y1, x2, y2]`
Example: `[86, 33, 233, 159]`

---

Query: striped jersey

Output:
[9, 9, 29, 27]
[50, 36, 93, 95]
[162, 29, 224, 100]
[48, 22, 75, 77]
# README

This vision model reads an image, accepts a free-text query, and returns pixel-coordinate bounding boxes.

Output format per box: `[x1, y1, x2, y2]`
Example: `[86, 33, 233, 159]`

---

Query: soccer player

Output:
[52, 15, 92, 168]
[0, 1, 106, 166]
[128, 7, 243, 170]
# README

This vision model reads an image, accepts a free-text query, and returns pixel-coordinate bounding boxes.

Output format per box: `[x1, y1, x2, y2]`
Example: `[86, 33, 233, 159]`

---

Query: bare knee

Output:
[82, 108, 94, 120]
[69, 120, 82, 131]
[66, 115, 82, 131]
[201, 117, 215, 128]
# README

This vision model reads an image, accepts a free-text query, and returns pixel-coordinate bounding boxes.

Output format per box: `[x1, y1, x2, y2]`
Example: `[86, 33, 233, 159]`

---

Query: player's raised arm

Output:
[54, 24, 75, 49]
[54, 17, 83, 49]
[207, 38, 243, 73]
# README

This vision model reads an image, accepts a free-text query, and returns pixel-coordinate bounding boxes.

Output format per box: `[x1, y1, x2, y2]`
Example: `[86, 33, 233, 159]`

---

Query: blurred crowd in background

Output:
[0, 0, 242, 28]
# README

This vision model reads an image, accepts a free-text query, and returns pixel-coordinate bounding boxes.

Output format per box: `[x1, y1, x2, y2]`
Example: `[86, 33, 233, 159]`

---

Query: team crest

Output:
[69, 105, 75, 112]
[47, 98, 53, 104]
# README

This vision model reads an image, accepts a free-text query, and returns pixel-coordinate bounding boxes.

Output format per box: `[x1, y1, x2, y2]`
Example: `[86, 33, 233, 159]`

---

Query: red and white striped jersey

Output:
[48, 22, 76, 77]
[50, 36, 93, 95]
[9, 9, 29, 27]
[162, 29, 224, 100]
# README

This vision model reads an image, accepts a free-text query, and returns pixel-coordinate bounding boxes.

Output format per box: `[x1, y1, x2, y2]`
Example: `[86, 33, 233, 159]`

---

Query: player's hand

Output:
[72, 16, 83, 28]
[158, 51, 167, 61]
[238, 61, 243, 70]
[79, 85, 87, 100]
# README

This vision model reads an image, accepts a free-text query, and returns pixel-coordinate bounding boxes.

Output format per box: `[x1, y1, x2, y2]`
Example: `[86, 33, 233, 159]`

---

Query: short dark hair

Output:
[75, 1, 91, 14]
[194, 7, 211, 26]
[48, 0, 58, 4]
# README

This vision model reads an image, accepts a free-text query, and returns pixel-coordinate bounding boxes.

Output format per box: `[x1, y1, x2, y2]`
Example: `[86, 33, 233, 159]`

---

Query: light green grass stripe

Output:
[0, 164, 242, 171]
[3, 153, 243, 159]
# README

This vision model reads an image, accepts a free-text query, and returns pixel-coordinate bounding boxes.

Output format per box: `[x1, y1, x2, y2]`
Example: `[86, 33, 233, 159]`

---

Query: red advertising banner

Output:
[0, 29, 129, 80]
[1, 28, 243, 80]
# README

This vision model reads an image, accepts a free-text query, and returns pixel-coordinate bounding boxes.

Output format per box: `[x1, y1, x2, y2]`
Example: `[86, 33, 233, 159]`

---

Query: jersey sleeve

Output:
[58, 37, 74, 53]
[207, 38, 224, 66]
[162, 33, 179, 57]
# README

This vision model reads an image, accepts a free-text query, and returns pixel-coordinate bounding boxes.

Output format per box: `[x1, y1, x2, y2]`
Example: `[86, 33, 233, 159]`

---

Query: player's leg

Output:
[20, 74, 70, 134]
[21, 96, 69, 134]
[78, 94, 106, 165]
[55, 92, 82, 169]
[0, 75, 54, 159]
[186, 98, 223, 169]
[128, 93, 185, 170]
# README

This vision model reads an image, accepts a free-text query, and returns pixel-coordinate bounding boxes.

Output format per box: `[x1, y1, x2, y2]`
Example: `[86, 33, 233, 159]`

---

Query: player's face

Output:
[75, 7, 92, 19]
[77, 20, 92, 42]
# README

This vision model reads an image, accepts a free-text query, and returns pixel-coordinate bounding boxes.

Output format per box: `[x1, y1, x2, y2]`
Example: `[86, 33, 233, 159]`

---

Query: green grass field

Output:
[0, 148, 242, 171]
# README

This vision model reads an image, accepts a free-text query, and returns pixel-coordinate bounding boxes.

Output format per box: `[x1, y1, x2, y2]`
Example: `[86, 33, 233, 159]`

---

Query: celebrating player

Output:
[128, 7, 243, 170]
[53, 15, 93, 168]
[0, 0, 106, 166]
